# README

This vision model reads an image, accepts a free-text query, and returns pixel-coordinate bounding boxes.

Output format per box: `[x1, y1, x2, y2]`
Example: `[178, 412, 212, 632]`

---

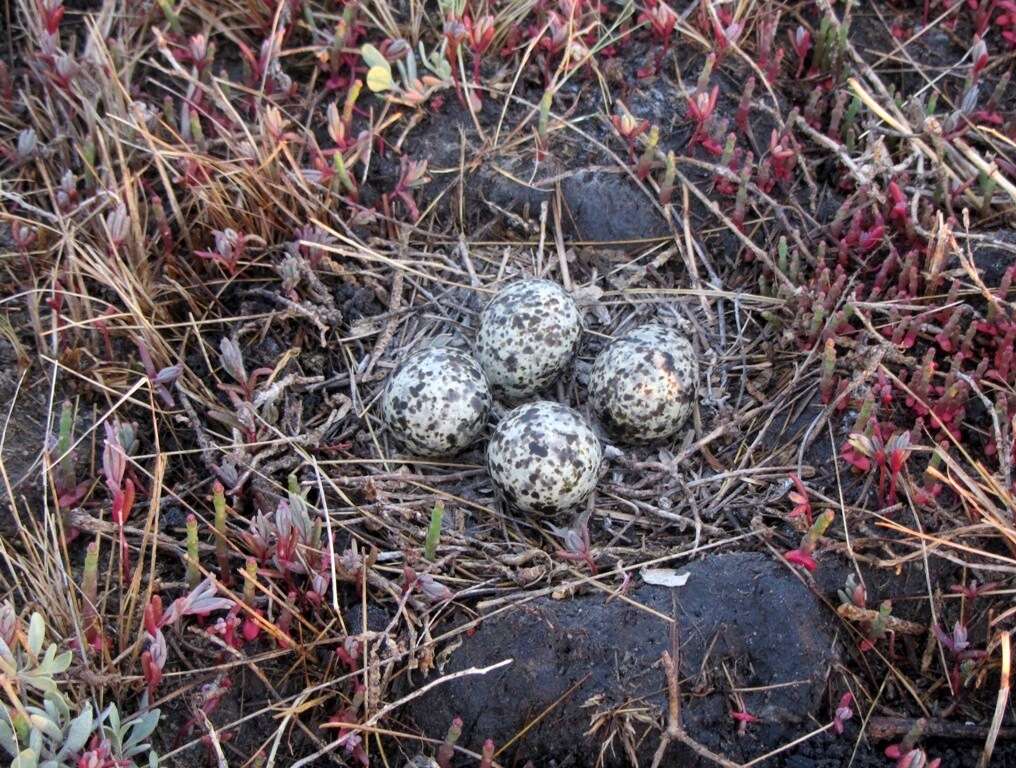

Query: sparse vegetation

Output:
[0, 0, 1013, 765]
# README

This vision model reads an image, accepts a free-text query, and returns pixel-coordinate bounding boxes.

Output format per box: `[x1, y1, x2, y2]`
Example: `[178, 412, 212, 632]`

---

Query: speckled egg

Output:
[487, 401, 602, 513]
[588, 324, 698, 443]
[381, 347, 491, 456]
[476, 279, 582, 401]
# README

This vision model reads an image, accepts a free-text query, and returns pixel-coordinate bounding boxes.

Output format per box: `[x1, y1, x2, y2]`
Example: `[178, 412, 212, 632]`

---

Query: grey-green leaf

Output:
[105, 705, 120, 738]
[10, 748, 37, 768]
[26, 716, 58, 743]
[26, 615, 44, 657]
[124, 710, 159, 750]
[48, 652, 71, 676]
[0, 720, 16, 757]
[62, 706, 92, 755]
[0, 638, 16, 669]
[360, 44, 390, 71]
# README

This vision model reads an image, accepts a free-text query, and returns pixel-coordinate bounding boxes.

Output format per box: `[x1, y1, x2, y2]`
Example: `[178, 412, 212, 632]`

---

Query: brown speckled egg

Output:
[476, 279, 581, 401]
[487, 401, 602, 513]
[382, 347, 491, 456]
[588, 324, 697, 443]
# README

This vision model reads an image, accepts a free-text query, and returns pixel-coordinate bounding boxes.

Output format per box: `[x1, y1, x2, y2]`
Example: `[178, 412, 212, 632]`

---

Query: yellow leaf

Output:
[366, 65, 393, 93]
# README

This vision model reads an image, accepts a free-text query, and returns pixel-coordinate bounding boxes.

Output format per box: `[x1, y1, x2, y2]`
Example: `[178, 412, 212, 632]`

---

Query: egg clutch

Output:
[381, 278, 698, 513]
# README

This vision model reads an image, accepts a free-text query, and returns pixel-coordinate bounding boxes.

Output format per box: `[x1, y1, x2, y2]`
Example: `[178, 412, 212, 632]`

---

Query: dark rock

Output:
[969, 229, 1016, 286]
[560, 169, 669, 242]
[477, 162, 670, 243]
[402, 551, 839, 766]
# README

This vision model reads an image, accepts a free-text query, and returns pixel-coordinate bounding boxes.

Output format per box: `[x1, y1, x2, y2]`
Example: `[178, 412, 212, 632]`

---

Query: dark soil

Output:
[402, 552, 840, 766]
[398, 550, 1006, 767]
[787, 736, 1016, 768]
[406, 55, 792, 246]
[968, 229, 1016, 285]
[0, 347, 49, 538]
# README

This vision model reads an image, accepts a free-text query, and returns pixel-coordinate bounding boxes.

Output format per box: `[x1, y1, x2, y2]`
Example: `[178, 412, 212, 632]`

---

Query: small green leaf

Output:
[26, 615, 43, 657]
[48, 652, 71, 676]
[359, 44, 388, 70]
[10, 748, 37, 768]
[25, 716, 57, 743]
[424, 502, 444, 562]
[105, 705, 120, 738]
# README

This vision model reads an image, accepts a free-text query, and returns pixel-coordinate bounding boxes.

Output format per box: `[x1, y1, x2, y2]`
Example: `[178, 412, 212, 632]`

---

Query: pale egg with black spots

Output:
[588, 324, 697, 443]
[382, 347, 491, 456]
[487, 401, 602, 513]
[476, 279, 581, 401]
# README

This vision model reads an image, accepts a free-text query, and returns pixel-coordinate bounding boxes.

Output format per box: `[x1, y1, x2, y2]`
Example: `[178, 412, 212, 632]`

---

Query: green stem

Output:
[243, 558, 258, 605]
[185, 514, 200, 588]
[212, 481, 230, 584]
[424, 501, 444, 562]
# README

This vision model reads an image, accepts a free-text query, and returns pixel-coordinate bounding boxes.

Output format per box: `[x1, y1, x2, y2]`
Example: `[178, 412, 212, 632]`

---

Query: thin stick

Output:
[295, 660, 513, 768]
[652, 624, 740, 768]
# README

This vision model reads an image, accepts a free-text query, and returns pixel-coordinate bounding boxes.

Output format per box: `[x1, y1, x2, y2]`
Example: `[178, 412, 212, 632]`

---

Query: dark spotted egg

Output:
[381, 347, 491, 456]
[476, 279, 581, 401]
[487, 401, 602, 513]
[588, 324, 697, 443]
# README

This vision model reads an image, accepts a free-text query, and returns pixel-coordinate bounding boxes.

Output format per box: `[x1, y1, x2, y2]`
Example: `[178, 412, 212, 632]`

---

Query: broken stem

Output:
[652, 625, 740, 768]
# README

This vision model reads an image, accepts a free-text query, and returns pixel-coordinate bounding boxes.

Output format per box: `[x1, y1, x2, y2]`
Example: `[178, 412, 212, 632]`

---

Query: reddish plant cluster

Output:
[729, 706, 760, 733]
[241, 475, 339, 609]
[754, 13, 785, 83]
[141, 579, 235, 698]
[103, 421, 139, 579]
[499, 0, 614, 83]
[442, 2, 496, 98]
[550, 516, 598, 573]
[784, 509, 834, 572]
[759, 155, 1016, 502]
[640, 0, 680, 76]
[327, 681, 370, 766]
[195, 229, 251, 276]
[884, 743, 941, 768]
[931, 579, 995, 697]
[845, 426, 913, 506]
[910, 0, 1016, 51]
[832, 692, 855, 734]
[788, 473, 813, 526]
[998, 1, 1016, 46]
[838, 574, 897, 653]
